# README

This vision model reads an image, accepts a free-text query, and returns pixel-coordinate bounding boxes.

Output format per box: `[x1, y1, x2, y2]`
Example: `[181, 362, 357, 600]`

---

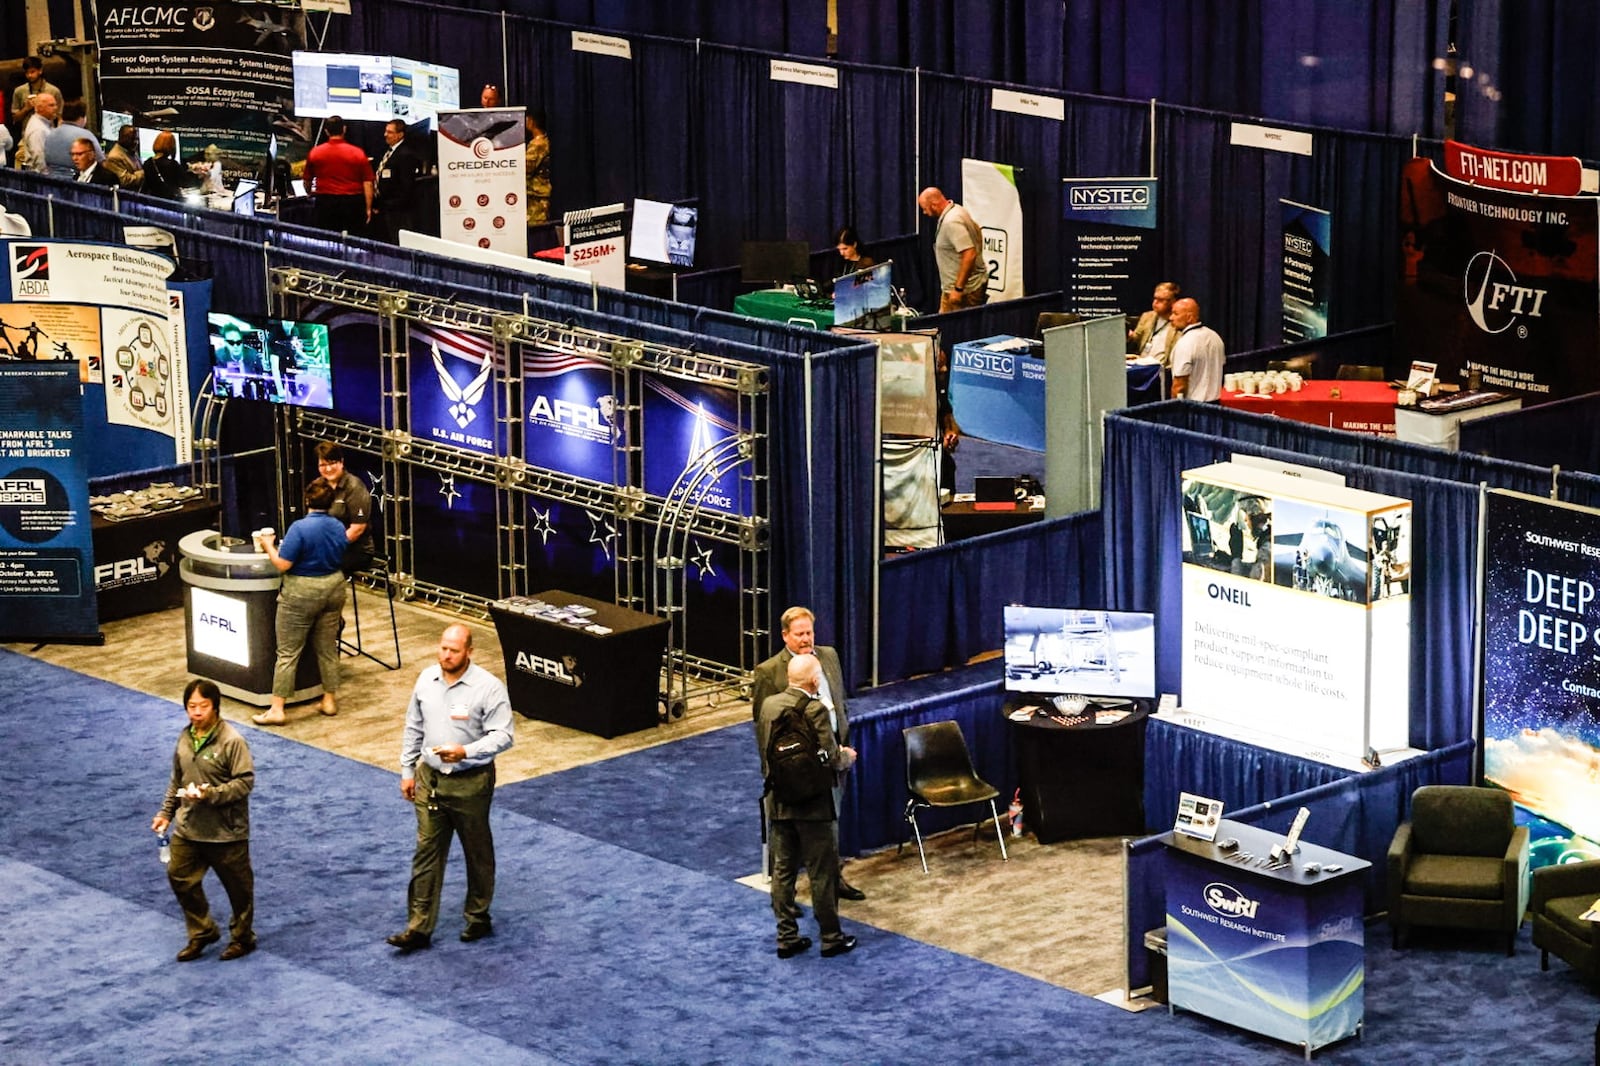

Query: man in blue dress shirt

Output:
[387, 623, 515, 952]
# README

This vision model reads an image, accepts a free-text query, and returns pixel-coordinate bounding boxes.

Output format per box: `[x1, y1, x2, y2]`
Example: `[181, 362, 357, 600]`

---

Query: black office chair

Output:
[1035, 311, 1081, 336]
[340, 527, 401, 671]
[899, 721, 1009, 873]
[1335, 364, 1385, 381]
[1268, 355, 1317, 378]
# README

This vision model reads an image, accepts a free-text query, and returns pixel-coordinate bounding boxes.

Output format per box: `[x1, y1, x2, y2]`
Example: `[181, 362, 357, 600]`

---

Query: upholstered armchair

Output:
[1387, 785, 1530, 955]
[1531, 859, 1600, 982]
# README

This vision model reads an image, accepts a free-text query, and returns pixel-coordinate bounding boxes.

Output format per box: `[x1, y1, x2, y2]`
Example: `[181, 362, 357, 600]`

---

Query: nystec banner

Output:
[94, 1, 306, 182]
[1397, 158, 1599, 400]
[437, 107, 527, 257]
[1062, 177, 1158, 318]
[1481, 489, 1600, 863]
[0, 363, 98, 642]
[1280, 200, 1330, 343]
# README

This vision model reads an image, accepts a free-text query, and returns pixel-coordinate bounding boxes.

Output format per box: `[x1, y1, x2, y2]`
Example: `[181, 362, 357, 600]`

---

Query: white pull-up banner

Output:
[961, 158, 1024, 301]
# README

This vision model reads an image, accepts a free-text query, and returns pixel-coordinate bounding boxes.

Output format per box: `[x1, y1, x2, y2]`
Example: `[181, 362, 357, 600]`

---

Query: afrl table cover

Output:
[948, 335, 1046, 450]
[93, 498, 219, 621]
[1163, 819, 1370, 1056]
[1220, 379, 1396, 436]
[490, 590, 669, 739]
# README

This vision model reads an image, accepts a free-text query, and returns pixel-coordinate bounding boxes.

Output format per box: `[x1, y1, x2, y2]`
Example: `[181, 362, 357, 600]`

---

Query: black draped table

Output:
[92, 497, 220, 622]
[488, 590, 669, 739]
[1004, 697, 1150, 843]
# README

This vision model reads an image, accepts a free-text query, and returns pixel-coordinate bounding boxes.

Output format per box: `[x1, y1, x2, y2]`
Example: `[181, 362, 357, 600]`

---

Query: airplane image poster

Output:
[1178, 461, 1411, 761]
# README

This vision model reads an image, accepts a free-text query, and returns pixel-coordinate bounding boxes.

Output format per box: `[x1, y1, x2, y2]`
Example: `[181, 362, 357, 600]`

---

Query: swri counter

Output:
[178, 529, 321, 706]
[1161, 818, 1369, 1059]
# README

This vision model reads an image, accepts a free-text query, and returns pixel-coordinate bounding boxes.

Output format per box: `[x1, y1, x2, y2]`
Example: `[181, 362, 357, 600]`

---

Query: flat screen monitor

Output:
[207, 313, 333, 410]
[833, 261, 893, 329]
[231, 180, 259, 216]
[100, 109, 134, 142]
[390, 58, 460, 128]
[630, 199, 698, 268]
[740, 241, 810, 285]
[1002, 606, 1156, 699]
[292, 51, 395, 121]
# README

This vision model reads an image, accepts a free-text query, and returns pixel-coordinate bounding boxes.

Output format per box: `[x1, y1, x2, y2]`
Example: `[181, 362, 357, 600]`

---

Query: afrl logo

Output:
[513, 650, 580, 686]
[0, 478, 46, 505]
[1203, 881, 1261, 920]
[1464, 250, 1547, 336]
[197, 613, 238, 633]
[94, 556, 158, 587]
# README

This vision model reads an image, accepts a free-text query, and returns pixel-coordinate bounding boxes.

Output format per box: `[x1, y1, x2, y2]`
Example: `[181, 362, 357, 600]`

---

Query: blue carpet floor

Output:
[2, 648, 1595, 1064]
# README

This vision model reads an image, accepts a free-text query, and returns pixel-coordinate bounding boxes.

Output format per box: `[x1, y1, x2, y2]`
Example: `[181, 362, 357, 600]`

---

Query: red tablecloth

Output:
[1220, 379, 1396, 436]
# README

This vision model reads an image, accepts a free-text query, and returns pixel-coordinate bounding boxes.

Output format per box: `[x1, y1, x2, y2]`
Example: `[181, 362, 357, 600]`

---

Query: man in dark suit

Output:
[756, 653, 857, 959]
[369, 119, 425, 243]
[751, 605, 866, 900]
[71, 138, 119, 187]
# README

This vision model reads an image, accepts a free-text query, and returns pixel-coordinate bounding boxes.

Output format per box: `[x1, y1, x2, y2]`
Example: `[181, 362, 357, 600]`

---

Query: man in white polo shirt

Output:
[1169, 297, 1226, 402]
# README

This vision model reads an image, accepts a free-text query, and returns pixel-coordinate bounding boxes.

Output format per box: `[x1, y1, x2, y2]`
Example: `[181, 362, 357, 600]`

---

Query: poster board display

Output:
[1178, 461, 1412, 762]
[407, 324, 503, 456]
[641, 376, 749, 516]
[522, 349, 624, 484]
[436, 108, 527, 257]
[1481, 489, 1600, 864]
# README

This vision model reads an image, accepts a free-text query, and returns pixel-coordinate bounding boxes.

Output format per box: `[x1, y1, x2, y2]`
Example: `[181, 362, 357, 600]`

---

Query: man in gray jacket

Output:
[151, 679, 257, 962]
[757, 654, 858, 959]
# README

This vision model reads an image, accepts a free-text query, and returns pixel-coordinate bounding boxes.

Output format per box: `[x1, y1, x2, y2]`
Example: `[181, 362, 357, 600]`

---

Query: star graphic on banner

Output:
[689, 539, 717, 582]
[529, 504, 555, 546]
[366, 471, 385, 512]
[439, 474, 461, 509]
[585, 508, 617, 560]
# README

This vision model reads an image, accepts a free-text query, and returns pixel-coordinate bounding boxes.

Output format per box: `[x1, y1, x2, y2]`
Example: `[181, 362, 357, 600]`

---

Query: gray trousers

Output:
[271, 571, 346, 698]
[769, 816, 844, 949]
[407, 761, 497, 935]
[167, 837, 254, 944]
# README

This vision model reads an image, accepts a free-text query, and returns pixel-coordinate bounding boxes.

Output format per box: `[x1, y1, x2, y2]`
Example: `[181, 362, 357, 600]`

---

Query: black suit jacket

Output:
[372, 141, 424, 213]
[79, 164, 120, 187]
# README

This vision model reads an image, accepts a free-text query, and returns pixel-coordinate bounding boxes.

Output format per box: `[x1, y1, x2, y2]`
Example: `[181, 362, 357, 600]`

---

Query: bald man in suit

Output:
[751, 605, 865, 900]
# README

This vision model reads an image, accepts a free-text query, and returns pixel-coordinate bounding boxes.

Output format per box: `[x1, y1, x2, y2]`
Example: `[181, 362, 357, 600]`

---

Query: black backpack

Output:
[765, 699, 833, 805]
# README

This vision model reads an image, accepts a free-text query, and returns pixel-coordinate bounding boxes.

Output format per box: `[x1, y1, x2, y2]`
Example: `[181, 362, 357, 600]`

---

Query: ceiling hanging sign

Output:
[300, 0, 352, 12]
[1444, 140, 1583, 196]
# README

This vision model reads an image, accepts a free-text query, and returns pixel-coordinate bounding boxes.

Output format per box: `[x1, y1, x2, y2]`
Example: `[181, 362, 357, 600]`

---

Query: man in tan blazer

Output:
[1128, 281, 1182, 364]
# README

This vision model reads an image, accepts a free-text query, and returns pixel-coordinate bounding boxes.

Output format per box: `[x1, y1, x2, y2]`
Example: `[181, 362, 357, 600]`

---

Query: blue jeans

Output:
[271, 571, 346, 697]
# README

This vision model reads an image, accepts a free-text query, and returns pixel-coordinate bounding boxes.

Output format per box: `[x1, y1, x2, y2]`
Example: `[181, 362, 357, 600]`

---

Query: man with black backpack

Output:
[757, 653, 858, 959]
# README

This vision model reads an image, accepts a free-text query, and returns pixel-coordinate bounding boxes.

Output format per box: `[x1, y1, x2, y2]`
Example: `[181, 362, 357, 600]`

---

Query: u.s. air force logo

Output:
[432, 341, 493, 428]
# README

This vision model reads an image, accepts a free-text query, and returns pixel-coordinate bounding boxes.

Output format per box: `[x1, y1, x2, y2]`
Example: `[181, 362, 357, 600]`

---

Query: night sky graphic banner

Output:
[308, 305, 382, 428]
[642, 377, 747, 517]
[523, 496, 618, 603]
[1397, 158, 1599, 399]
[523, 350, 623, 484]
[1481, 489, 1600, 858]
[409, 467, 499, 600]
[407, 325, 501, 456]
[1280, 200, 1330, 343]
[0, 363, 98, 642]
[94, 1, 306, 181]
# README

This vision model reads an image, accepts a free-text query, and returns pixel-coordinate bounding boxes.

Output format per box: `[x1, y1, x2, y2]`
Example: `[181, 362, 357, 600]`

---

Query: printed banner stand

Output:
[0, 362, 101, 643]
[1062, 177, 1159, 320]
[1280, 200, 1330, 343]
[564, 203, 627, 290]
[436, 107, 528, 257]
[961, 158, 1025, 301]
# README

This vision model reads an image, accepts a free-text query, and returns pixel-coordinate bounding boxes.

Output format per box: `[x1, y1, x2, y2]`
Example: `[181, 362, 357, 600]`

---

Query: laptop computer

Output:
[973, 476, 1017, 511]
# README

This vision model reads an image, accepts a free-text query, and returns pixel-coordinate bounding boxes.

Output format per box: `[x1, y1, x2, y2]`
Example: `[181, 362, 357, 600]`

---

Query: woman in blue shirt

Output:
[251, 479, 349, 725]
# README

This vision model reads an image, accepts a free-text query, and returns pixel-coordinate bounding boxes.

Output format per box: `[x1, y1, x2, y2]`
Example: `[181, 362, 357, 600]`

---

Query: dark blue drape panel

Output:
[1456, 0, 1600, 157]
[695, 47, 786, 268]
[877, 510, 1104, 683]
[1064, 0, 1262, 115]
[840, 668, 1013, 856]
[838, 67, 919, 258]
[1460, 392, 1600, 475]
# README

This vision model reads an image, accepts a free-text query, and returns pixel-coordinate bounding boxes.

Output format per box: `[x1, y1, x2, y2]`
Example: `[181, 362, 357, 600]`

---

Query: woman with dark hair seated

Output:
[834, 226, 876, 276]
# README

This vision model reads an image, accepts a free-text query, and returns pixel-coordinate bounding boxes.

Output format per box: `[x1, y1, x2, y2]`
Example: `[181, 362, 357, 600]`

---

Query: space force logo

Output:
[1203, 882, 1261, 920]
[1464, 250, 1547, 336]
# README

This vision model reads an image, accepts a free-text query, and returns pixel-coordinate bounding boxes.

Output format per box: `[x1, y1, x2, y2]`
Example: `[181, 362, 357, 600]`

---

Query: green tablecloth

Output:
[733, 288, 835, 329]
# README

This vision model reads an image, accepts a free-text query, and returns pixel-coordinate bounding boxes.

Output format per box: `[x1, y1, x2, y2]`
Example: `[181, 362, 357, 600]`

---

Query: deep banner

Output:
[93, 0, 306, 179]
[1397, 158, 1600, 400]
[1481, 489, 1600, 865]
[0, 363, 98, 642]
[1280, 200, 1330, 343]
[1061, 177, 1159, 319]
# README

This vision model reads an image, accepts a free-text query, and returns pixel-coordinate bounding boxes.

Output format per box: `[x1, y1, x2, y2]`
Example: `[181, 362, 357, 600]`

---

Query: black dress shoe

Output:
[460, 923, 494, 942]
[385, 929, 432, 952]
[220, 938, 256, 961]
[837, 881, 867, 901]
[776, 936, 813, 959]
[176, 929, 221, 962]
[820, 935, 858, 957]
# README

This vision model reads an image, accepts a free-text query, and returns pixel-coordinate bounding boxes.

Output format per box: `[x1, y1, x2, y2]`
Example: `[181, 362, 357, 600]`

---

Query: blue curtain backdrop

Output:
[1455, 0, 1600, 161]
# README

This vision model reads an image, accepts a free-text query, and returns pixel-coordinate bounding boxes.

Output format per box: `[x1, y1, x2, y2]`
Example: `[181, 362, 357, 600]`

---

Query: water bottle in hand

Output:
[158, 830, 171, 865]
